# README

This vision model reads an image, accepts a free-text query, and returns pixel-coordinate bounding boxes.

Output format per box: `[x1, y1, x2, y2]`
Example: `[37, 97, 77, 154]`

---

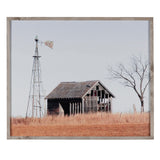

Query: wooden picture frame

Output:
[7, 17, 154, 139]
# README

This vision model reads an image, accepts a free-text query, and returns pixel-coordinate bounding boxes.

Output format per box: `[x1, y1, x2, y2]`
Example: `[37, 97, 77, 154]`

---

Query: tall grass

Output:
[11, 112, 150, 126]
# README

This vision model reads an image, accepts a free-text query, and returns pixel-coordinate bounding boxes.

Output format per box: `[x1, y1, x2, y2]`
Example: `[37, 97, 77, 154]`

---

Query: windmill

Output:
[26, 36, 53, 118]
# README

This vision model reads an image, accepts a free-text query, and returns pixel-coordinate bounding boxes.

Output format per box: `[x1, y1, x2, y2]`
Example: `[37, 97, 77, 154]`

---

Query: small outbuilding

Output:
[45, 80, 115, 116]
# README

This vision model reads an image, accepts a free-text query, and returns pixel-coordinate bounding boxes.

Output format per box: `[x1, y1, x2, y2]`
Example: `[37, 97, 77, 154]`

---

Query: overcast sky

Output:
[11, 19, 150, 117]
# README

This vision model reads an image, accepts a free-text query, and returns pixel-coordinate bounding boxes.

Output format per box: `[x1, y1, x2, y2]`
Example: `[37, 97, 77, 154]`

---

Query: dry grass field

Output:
[11, 112, 150, 137]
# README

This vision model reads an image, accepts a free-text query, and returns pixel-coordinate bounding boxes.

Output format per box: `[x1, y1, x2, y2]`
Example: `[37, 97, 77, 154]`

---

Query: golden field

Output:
[10, 112, 150, 137]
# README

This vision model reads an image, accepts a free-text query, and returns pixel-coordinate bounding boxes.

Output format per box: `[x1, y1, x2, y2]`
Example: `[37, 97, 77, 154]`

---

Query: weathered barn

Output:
[45, 80, 115, 116]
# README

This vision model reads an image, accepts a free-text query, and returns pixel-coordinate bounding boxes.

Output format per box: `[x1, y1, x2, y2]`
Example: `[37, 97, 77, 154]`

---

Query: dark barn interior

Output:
[48, 98, 82, 115]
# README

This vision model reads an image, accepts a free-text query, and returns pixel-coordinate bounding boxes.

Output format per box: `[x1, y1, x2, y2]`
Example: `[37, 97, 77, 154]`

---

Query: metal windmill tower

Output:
[26, 36, 53, 118]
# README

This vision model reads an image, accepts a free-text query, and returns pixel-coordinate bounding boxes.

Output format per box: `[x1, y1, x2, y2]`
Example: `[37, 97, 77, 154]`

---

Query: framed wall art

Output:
[7, 17, 154, 139]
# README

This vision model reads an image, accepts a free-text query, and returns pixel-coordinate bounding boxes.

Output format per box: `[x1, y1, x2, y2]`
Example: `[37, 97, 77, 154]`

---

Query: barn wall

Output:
[47, 98, 82, 116]
[83, 82, 112, 113]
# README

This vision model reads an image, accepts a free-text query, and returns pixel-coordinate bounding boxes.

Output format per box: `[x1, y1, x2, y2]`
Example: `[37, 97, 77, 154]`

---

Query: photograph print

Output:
[7, 17, 154, 139]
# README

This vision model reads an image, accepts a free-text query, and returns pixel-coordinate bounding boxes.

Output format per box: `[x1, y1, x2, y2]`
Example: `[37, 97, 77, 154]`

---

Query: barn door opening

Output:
[58, 103, 64, 116]
[59, 102, 70, 115]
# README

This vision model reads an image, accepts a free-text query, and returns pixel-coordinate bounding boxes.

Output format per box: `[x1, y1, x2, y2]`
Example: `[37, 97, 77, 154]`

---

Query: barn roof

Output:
[45, 80, 115, 99]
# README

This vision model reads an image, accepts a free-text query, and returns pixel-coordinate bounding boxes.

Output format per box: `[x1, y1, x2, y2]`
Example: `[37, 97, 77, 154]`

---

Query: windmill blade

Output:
[44, 41, 54, 49]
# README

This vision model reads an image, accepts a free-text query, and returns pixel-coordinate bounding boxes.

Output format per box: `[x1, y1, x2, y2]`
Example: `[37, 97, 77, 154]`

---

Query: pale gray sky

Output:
[11, 19, 150, 117]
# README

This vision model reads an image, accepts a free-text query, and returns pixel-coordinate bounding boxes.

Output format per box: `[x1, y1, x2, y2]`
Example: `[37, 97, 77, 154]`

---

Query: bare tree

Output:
[108, 56, 151, 112]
